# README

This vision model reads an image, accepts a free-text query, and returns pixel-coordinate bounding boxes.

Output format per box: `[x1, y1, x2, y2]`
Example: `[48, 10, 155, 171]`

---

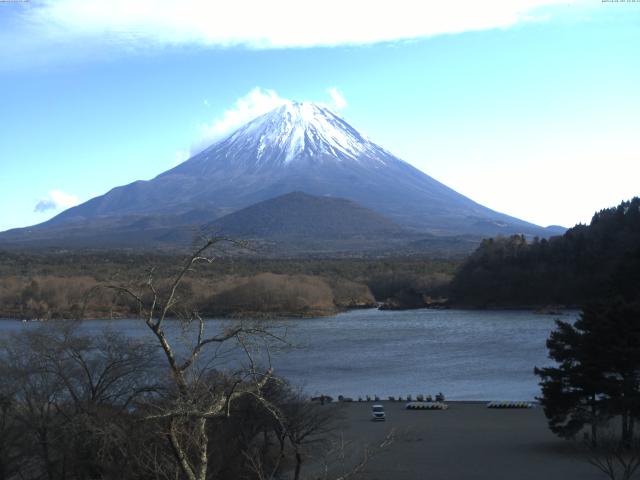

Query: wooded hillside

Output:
[449, 198, 640, 307]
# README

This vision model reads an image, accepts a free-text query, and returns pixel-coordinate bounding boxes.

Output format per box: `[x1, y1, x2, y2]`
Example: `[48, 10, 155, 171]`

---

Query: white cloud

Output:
[34, 190, 80, 213]
[18, 0, 576, 52]
[194, 87, 288, 152]
[193, 87, 351, 152]
[328, 88, 347, 110]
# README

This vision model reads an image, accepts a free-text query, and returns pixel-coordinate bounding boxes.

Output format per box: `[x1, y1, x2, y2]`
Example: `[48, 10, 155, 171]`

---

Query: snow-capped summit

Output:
[218, 101, 388, 165]
[186, 101, 393, 174]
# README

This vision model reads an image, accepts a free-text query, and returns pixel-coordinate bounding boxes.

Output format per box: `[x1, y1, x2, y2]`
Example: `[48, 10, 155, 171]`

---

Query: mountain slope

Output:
[195, 191, 425, 256]
[208, 191, 404, 239]
[1, 101, 559, 250]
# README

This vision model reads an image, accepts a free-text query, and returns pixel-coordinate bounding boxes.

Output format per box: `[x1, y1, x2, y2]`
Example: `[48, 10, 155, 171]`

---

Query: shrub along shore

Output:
[0, 252, 457, 320]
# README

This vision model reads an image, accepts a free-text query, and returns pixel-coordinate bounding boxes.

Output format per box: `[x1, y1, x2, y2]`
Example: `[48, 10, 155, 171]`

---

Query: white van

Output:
[371, 404, 386, 421]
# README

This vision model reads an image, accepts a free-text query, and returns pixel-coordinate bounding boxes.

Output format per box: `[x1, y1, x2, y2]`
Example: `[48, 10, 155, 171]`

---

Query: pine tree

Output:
[535, 300, 640, 446]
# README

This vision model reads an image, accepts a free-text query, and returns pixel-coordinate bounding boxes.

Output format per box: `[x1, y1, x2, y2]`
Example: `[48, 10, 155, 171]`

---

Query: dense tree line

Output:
[0, 252, 459, 284]
[0, 252, 456, 319]
[450, 197, 640, 307]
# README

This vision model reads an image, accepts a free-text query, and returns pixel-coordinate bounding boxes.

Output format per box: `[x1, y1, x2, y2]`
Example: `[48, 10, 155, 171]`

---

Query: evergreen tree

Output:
[451, 197, 640, 307]
[535, 315, 608, 445]
[535, 300, 640, 446]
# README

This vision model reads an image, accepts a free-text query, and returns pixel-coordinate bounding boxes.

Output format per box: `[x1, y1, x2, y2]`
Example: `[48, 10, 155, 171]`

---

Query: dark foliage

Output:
[535, 300, 640, 446]
[450, 197, 640, 307]
[0, 325, 337, 480]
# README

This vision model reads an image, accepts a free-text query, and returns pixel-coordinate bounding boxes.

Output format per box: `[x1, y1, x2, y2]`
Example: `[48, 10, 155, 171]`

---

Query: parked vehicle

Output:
[371, 404, 386, 421]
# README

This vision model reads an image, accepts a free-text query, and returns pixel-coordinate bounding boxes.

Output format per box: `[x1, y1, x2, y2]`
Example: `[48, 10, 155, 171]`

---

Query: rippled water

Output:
[0, 308, 577, 400]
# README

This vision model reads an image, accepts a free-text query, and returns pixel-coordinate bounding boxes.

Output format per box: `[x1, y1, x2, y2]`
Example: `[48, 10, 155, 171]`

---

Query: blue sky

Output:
[1, 0, 638, 232]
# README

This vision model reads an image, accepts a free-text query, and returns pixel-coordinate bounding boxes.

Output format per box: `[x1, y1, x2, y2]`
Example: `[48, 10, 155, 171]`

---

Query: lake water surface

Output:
[0, 308, 577, 401]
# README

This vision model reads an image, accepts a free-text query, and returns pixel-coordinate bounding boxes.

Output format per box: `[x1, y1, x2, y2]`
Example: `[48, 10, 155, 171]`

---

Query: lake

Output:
[0, 308, 577, 401]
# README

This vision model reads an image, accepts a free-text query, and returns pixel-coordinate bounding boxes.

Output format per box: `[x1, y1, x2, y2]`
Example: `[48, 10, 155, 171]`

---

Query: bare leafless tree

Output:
[105, 238, 287, 480]
[239, 382, 341, 480]
[586, 429, 640, 480]
[0, 322, 160, 480]
[282, 391, 340, 480]
[0, 371, 25, 480]
[313, 429, 397, 480]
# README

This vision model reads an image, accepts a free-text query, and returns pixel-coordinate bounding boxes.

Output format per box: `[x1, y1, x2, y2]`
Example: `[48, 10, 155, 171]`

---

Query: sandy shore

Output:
[329, 401, 600, 480]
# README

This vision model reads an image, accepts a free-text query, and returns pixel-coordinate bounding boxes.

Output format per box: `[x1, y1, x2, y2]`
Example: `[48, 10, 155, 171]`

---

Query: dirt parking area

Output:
[331, 401, 601, 480]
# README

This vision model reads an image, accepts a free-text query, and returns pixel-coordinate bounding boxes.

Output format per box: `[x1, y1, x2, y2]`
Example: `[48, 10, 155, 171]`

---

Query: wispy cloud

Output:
[193, 87, 350, 153]
[34, 190, 80, 213]
[328, 88, 347, 110]
[5, 0, 577, 66]
[194, 87, 288, 152]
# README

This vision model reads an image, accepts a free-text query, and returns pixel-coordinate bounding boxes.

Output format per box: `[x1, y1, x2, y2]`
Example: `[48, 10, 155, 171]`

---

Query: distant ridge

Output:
[209, 192, 403, 239]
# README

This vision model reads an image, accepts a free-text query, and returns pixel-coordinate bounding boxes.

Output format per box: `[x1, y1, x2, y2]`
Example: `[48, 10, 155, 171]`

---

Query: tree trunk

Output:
[622, 411, 631, 448]
[39, 427, 55, 480]
[591, 399, 598, 447]
[195, 417, 208, 480]
[169, 419, 197, 480]
[294, 450, 302, 480]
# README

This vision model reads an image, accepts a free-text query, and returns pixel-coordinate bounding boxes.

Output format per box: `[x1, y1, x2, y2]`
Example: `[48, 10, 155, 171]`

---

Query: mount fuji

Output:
[1, 101, 561, 251]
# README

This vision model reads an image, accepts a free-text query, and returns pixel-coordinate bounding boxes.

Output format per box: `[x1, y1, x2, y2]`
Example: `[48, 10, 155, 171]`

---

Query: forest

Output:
[0, 251, 457, 320]
[449, 197, 640, 308]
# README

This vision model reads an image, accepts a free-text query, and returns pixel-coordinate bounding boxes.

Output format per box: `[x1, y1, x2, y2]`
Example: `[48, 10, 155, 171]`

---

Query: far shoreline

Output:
[0, 305, 580, 322]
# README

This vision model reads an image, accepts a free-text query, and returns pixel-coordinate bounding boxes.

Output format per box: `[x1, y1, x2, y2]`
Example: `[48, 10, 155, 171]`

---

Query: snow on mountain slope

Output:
[221, 101, 389, 164]
[173, 100, 396, 178]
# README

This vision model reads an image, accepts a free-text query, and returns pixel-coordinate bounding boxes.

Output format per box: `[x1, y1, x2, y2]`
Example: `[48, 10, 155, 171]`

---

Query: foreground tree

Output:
[0, 377, 24, 480]
[586, 430, 640, 480]
[0, 322, 348, 480]
[535, 300, 640, 447]
[0, 323, 159, 479]
[106, 238, 288, 480]
[104, 238, 385, 480]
